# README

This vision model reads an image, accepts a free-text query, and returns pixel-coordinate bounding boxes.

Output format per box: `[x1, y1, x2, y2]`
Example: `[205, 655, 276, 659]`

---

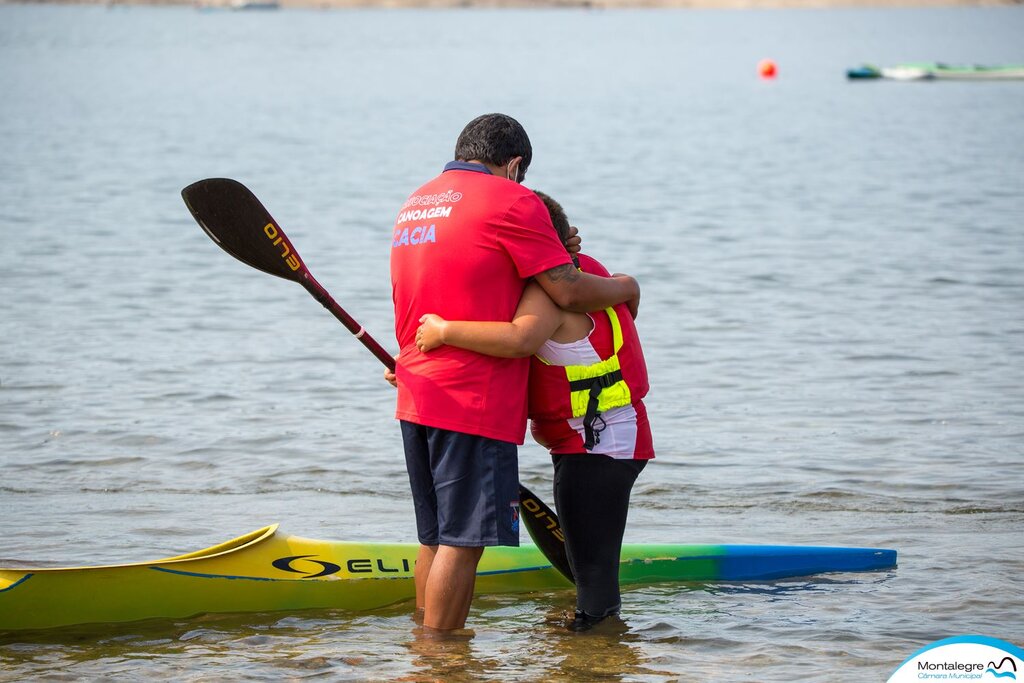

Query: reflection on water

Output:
[401, 607, 667, 683]
[402, 628, 494, 683]
[544, 616, 657, 683]
[0, 602, 663, 682]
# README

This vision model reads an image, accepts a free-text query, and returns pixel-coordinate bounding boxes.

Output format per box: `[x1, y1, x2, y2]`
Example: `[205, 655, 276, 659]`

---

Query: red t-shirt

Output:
[390, 162, 572, 444]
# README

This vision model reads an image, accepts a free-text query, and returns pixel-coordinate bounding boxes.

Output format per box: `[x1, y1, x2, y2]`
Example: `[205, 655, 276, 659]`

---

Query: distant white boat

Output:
[847, 62, 1024, 81]
[194, 0, 280, 9]
[229, 0, 280, 9]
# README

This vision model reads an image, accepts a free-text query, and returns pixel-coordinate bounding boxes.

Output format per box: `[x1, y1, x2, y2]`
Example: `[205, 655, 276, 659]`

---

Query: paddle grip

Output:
[301, 275, 396, 372]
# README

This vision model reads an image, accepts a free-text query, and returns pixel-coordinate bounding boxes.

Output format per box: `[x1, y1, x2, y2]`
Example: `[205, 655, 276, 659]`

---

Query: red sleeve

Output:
[496, 193, 572, 278]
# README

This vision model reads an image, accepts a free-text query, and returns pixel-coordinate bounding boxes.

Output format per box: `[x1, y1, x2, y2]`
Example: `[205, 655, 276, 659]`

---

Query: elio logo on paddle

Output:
[521, 496, 564, 542]
[263, 222, 301, 272]
[887, 635, 1022, 682]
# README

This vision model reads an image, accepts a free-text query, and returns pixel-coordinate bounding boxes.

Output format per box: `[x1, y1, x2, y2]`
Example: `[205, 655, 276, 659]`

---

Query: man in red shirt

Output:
[390, 113, 640, 632]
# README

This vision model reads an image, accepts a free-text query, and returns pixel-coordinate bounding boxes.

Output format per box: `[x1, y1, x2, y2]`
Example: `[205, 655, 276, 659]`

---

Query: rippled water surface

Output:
[1, 4, 1023, 681]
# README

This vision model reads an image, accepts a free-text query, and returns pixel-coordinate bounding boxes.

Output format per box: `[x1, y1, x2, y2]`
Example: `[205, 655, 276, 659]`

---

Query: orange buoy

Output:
[758, 59, 777, 79]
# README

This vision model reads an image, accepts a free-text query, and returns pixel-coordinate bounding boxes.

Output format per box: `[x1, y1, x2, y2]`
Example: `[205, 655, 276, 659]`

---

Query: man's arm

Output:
[535, 264, 641, 319]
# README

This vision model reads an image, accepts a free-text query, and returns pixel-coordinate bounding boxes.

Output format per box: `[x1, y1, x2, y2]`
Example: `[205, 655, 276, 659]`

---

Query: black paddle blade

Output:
[182, 178, 307, 282]
[520, 484, 574, 584]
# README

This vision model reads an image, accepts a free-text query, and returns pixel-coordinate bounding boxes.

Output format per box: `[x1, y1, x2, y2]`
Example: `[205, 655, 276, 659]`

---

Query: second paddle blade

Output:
[182, 178, 308, 282]
[520, 484, 574, 584]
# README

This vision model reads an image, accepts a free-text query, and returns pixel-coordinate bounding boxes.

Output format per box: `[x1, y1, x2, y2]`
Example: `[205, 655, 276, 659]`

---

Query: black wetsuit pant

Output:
[552, 453, 646, 618]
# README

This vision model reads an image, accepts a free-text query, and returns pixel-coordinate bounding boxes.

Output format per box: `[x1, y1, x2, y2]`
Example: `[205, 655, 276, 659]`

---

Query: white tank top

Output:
[534, 319, 640, 459]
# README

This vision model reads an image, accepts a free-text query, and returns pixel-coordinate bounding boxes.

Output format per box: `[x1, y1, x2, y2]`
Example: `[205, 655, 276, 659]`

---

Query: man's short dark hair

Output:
[533, 190, 571, 245]
[454, 113, 533, 178]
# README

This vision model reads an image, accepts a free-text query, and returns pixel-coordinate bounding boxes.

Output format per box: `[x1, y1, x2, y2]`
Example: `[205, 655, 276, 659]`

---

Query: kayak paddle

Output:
[181, 177, 394, 369]
[181, 177, 574, 583]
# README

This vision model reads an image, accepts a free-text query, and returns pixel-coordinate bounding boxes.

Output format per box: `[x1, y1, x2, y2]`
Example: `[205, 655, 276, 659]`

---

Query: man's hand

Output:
[416, 314, 448, 352]
[564, 225, 582, 255]
[384, 367, 397, 388]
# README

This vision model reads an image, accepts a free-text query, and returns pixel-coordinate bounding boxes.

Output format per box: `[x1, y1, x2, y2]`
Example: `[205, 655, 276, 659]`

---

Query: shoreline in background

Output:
[4, 0, 1023, 9]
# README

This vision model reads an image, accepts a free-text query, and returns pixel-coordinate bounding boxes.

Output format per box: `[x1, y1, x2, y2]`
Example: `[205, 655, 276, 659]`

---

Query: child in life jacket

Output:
[415, 191, 654, 632]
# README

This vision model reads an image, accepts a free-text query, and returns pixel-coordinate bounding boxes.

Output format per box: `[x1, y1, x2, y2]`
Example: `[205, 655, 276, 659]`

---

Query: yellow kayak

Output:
[0, 524, 896, 632]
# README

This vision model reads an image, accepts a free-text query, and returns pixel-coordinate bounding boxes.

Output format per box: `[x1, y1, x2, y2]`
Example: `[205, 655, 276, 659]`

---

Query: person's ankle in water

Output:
[567, 606, 619, 632]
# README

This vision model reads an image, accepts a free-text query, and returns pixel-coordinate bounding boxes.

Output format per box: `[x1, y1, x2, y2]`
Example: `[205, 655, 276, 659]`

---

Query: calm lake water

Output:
[1, 4, 1023, 681]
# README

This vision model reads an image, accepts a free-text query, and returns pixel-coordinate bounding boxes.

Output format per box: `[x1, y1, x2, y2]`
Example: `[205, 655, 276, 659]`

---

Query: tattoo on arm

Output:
[540, 263, 581, 284]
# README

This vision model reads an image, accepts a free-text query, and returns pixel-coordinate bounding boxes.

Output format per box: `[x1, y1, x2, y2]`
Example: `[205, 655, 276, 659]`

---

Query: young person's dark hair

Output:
[533, 191, 572, 244]
[454, 113, 533, 179]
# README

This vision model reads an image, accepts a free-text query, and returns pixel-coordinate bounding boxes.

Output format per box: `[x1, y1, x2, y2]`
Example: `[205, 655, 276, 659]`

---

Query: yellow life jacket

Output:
[534, 306, 632, 450]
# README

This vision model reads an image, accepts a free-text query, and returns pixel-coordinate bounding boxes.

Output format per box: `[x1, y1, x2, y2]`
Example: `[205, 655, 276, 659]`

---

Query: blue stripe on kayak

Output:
[150, 567, 282, 582]
[148, 567, 418, 582]
[150, 565, 556, 581]
[0, 573, 33, 593]
[477, 565, 552, 577]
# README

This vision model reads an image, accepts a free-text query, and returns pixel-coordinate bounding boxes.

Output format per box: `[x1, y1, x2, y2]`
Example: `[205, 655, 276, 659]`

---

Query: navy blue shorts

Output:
[401, 421, 520, 547]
